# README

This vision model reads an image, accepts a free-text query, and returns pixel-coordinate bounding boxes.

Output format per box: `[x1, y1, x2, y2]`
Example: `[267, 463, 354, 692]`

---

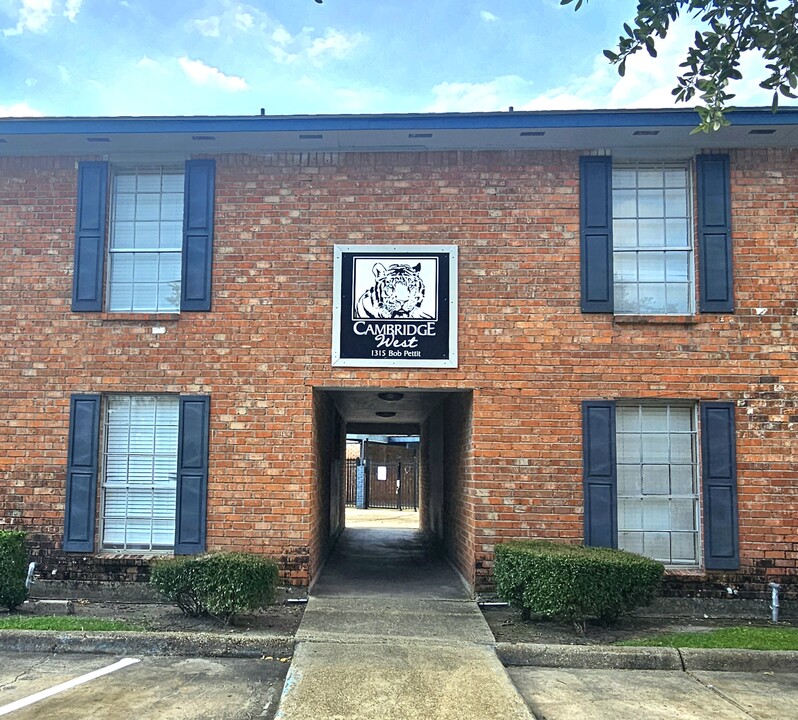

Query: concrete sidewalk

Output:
[274, 526, 535, 720]
[510, 666, 798, 720]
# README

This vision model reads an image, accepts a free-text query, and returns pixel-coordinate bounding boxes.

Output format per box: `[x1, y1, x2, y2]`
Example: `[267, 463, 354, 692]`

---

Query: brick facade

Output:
[0, 120, 796, 600]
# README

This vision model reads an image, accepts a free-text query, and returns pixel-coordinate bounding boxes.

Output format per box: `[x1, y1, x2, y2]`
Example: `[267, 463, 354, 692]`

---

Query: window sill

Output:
[663, 566, 705, 577]
[613, 314, 697, 326]
[98, 550, 174, 558]
[97, 313, 181, 323]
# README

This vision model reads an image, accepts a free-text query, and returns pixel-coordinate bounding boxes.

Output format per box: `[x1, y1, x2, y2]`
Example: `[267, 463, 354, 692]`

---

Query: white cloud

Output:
[480, 10, 498, 22]
[0, 101, 45, 117]
[333, 86, 388, 112]
[178, 57, 249, 92]
[3, 0, 54, 36]
[2, 0, 80, 35]
[234, 12, 253, 31]
[136, 56, 166, 73]
[307, 29, 364, 61]
[58, 64, 70, 83]
[271, 25, 291, 45]
[192, 16, 220, 37]
[270, 26, 365, 66]
[187, 4, 363, 67]
[137, 56, 158, 69]
[189, 4, 256, 39]
[426, 75, 536, 113]
[63, 0, 80, 22]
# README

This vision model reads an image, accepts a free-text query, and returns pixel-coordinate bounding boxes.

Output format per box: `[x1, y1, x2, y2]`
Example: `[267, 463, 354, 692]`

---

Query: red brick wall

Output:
[0, 148, 796, 596]
[319, 392, 347, 583]
[442, 392, 476, 586]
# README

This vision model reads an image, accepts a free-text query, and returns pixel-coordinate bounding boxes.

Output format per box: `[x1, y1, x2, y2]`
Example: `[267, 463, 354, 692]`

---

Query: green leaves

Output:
[494, 541, 664, 630]
[151, 552, 280, 624]
[567, 0, 798, 132]
[0, 530, 28, 611]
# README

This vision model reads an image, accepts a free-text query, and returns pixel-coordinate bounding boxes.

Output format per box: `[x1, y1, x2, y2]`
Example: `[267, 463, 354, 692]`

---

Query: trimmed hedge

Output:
[150, 552, 279, 624]
[494, 540, 664, 628]
[0, 530, 28, 611]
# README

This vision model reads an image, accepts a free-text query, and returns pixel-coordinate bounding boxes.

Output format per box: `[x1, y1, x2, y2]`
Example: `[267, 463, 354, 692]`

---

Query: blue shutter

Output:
[175, 395, 210, 554]
[580, 156, 613, 313]
[181, 160, 215, 311]
[697, 155, 733, 313]
[64, 394, 101, 552]
[72, 162, 108, 312]
[582, 400, 617, 547]
[701, 402, 739, 569]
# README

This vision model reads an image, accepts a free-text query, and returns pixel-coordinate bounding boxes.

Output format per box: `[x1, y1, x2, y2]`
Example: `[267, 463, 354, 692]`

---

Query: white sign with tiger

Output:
[332, 245, 458, 368]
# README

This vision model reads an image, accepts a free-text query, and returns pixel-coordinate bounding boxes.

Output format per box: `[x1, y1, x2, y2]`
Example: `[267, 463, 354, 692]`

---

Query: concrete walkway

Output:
[275, 525, 535, 720]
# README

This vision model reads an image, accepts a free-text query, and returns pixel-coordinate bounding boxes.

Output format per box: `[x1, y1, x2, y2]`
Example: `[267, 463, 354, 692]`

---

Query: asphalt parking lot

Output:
[0, 652, 288, 719]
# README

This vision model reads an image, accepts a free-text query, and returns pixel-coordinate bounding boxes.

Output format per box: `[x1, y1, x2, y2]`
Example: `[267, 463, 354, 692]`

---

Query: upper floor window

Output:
[612, 163, 693, 315]
[108, 167, 184, 313]
[72, 159, 215, 314]
[579, 154, 733, 315]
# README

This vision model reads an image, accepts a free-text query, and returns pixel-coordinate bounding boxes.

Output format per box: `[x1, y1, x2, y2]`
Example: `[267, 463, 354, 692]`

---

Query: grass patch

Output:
[621, 626, 798, 651]
[0, 616, 145, 632]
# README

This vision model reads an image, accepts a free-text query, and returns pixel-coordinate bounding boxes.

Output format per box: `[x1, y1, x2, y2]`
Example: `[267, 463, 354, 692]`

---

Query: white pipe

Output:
[769, 582, 781, 623]
[24, 562, 35, 590]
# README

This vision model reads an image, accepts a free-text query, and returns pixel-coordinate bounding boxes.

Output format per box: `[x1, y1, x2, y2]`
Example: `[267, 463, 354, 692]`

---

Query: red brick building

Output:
[0, 109, 796, 598]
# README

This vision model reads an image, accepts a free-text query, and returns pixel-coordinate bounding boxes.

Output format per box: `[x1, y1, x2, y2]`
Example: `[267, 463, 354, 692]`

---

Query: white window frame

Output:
[106, 165, 185, 313]
[100, 394, 179, 553]
[616, 402, 702, 567]
[612, 161, 695, 315]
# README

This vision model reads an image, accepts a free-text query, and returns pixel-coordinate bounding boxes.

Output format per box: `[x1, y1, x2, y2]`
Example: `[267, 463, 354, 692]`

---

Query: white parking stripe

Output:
[0, 657, 141, 716]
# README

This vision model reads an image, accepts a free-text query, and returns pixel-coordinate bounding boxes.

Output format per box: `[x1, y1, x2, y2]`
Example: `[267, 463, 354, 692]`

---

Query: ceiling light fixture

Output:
[378, 392, 404, 402]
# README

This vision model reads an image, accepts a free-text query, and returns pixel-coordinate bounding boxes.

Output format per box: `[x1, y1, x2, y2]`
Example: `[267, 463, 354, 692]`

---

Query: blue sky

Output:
[0, 0, 781, 117]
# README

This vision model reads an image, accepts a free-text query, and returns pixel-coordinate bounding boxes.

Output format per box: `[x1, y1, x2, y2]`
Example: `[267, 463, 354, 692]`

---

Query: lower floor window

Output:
[102, 395, 178, 551]
[616, 403, 700, 565]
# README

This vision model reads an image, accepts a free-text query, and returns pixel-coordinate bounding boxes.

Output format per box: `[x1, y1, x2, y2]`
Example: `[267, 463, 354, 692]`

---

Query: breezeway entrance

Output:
[311, 387, 474, 591]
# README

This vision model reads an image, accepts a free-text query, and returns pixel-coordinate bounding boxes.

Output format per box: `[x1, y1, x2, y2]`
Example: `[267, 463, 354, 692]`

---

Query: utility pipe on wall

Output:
[769, 582, 781, 623]
[25, 562, 35, 590]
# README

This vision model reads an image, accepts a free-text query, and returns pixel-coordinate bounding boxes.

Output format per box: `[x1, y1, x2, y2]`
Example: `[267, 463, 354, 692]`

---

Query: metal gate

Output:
[345, 459, 418, 510]
[345, 458, 359, 506]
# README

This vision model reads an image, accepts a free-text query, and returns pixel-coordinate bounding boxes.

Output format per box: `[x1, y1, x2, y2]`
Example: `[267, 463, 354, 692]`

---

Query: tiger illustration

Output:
[354, 262, 433, 319]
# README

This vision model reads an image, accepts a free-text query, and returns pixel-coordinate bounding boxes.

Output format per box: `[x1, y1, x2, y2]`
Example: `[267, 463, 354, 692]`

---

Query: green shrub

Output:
[0, 530, 28, 611]
[494, 540, 664, 630]
[150, 552, 279, 624]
